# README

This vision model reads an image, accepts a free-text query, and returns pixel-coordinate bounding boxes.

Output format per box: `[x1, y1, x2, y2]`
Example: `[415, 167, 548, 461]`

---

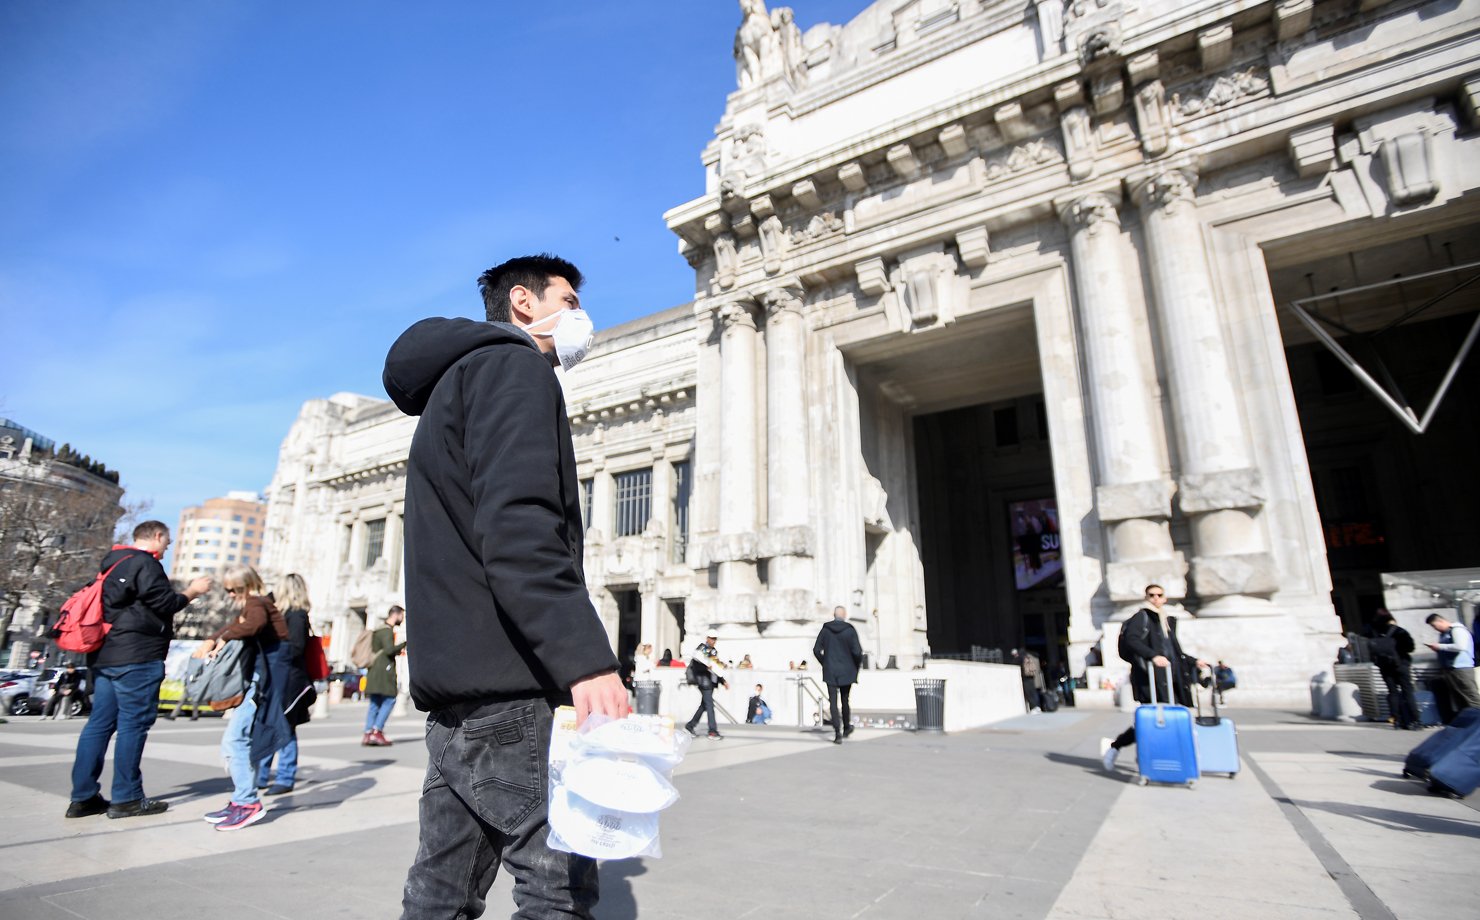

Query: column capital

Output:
[760, 280, 806, 319]
[716, 298, 760, 331]
[1128, 165, 1199, 215]
[1055, 189, 1123, 234]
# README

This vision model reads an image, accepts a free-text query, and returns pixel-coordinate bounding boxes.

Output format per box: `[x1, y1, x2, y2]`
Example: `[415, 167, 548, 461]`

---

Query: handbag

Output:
[197, 640, 252, 711]
[305, 632, 330, 682]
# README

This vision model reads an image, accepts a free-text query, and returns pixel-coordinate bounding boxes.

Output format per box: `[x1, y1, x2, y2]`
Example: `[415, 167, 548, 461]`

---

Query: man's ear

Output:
[508, 284, 534, 323]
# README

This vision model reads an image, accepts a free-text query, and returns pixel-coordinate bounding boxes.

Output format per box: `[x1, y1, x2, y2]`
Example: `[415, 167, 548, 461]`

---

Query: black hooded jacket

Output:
[91, 546, 191, 669]
[813, 618, 864, 687]
[383, 317, 618, 710]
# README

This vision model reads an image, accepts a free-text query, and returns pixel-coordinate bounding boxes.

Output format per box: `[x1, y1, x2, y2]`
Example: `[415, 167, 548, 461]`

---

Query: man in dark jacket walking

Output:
[1101, 584, 1207, 772]
[814, 606, 864, 744]
[66, 521, 211, 819]
[384, 254, 627, 920]
[1368, 610, 1420, 729]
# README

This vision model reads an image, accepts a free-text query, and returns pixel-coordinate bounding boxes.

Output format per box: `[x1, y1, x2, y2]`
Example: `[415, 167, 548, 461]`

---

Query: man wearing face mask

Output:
[383, 254, 628, 920]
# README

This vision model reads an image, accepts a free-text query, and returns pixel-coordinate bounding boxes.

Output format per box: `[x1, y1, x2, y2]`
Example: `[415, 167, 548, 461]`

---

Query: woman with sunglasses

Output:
[194, 564, 291, 831]
[1101, 584, 1208, 772]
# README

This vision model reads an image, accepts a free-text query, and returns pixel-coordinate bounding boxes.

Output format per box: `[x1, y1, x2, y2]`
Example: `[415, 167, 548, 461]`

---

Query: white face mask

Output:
[522, 308, 594, 371]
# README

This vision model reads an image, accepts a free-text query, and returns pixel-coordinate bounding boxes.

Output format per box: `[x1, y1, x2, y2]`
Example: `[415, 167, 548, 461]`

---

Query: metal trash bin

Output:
[912, 678, 946, 732]
[634, 680, 662, 715]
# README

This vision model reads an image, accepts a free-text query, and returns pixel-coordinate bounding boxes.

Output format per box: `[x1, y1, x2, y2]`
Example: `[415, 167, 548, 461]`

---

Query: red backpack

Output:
[52, 555, 135, 654]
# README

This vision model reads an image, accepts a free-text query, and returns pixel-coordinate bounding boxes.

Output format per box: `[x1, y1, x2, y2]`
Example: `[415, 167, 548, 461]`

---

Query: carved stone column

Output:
[761, 282, 813, 617]
[715, 298, 761, 604]
[1130, 167, 1277, 612]
[1056, 191, 1183, 611]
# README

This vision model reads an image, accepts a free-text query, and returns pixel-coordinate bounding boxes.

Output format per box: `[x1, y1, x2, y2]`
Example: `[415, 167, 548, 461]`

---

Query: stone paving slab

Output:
[0, 704, 1476, 919]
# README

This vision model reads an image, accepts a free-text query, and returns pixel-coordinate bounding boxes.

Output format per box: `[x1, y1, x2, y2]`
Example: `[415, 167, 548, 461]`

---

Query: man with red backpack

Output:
[65, 521, 212, 820]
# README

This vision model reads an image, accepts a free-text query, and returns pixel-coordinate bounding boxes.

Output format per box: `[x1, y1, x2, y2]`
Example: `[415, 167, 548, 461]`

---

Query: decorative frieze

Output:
[983, 136, 1063, 182]
[1129, 52, 1171, 158]
[759, 215, 786, 274]
[1172, 66, 1271, 123]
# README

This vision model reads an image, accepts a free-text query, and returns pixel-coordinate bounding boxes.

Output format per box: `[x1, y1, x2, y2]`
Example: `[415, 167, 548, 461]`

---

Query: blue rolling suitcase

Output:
[1192, 684, 1240, 778]
[1427, 713, 1480, 798]
[1135, 662, 1199, 787]
[1403, 707, 1480, 780]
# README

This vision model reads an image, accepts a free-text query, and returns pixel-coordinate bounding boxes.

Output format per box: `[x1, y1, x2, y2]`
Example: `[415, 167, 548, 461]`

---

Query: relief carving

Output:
[759, 214, 786, 275]
[983, 136, 1064, 182]
[1172, 66, 1271, 123]
[1057, 193, 1121, 236]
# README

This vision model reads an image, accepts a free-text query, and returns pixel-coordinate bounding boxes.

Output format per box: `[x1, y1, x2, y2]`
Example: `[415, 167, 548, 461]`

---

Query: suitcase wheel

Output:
[1138, 776, 1149, 786]
[1186, 780, 1196, 789]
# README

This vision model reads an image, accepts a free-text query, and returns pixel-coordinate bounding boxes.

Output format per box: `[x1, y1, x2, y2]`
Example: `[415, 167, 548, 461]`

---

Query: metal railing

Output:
[789, 674, 827, 728]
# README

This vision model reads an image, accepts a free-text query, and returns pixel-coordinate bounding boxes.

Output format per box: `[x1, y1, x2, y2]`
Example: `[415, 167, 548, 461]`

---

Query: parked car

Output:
[1, 670, 40, 716]
[28, 666, 92, 717]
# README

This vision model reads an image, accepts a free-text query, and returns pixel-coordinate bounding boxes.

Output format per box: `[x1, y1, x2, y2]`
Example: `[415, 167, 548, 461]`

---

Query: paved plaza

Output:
[0, 702, 1476, 920]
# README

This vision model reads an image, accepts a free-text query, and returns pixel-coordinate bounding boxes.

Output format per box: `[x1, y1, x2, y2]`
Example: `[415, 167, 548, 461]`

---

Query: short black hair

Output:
[478, 254, 584, 323]
[1425, 613, 1445, 625]
[1373, 610, 1394, 624]
[133, 520, 169, 541]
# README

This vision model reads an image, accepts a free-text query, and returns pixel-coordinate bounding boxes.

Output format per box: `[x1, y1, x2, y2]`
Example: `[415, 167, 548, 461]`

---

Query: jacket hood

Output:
[823, 619, 853, 634]
[382, 318, 541, 416]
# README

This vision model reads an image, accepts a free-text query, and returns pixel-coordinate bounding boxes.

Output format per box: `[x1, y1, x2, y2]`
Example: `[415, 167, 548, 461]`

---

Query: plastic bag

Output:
[546, 708, 689, 860]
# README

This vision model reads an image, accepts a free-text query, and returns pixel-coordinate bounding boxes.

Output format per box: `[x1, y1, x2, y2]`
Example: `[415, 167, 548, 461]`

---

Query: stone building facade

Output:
[261, 0, 1480, 705]
[662, 0, 1480, 702]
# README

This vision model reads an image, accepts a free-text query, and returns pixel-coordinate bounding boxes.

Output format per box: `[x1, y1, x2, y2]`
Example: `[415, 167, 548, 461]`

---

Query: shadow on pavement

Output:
[1298, 799, 1480, 838]
[1044, 751, 1136, 783]
[594, 859, 647, 920]
[161, 760, 397, 812]
[1327, 749, 1404, 762]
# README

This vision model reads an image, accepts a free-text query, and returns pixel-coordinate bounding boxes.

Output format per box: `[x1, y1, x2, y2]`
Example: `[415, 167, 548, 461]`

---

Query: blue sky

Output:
[0, 1, 866, 552]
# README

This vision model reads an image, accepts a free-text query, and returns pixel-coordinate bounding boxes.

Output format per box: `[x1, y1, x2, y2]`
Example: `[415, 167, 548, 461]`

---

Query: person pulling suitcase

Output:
[1102, 584, 1209, 773]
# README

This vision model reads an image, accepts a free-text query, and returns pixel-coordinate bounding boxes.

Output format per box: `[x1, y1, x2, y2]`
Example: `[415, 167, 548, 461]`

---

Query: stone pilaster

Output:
[1056, 190, 1183, 611]
[761, 281, 814, 616]
[1129, 167, 1277, 610]
[715, 297, 761, 609]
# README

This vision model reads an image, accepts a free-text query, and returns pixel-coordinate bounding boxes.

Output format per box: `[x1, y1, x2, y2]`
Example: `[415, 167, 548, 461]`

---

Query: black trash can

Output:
[634, 680, 662, 716]
[912, 678, 946, 732]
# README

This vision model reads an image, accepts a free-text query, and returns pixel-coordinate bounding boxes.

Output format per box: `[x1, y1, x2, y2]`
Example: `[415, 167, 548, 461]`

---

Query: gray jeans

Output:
[401, 696, 598, 920]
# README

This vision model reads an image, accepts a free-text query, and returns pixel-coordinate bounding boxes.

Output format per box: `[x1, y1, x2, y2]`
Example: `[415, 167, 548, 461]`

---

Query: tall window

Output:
[363, 518, 386, 568]
[580, 478, 593, 530]
[672, 460, 691, 562]
[613, 468, 652, 537]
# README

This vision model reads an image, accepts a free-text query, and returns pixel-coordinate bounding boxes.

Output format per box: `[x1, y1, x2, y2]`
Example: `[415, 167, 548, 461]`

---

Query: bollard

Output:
[912, 678, 946, 732]
[1331, 681, 1363, 721]
[634, 680, 662, 715]
[1310, 671, 1334, 718]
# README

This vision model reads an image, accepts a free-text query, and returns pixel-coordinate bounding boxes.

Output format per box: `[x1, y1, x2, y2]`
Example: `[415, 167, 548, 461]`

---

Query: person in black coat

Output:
[1367, 609, 1419, 729]
[255, 573, 319, 794]
[813, 606, 864, 744]
[1102, 584, 1207, 772]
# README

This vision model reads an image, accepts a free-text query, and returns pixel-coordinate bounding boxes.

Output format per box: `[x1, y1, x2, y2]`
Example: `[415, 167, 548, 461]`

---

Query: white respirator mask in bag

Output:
[522, 308, 594, 371]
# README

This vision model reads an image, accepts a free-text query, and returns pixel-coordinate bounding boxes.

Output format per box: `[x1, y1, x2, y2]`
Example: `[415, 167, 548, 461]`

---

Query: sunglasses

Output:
[225, 586, 246, 596]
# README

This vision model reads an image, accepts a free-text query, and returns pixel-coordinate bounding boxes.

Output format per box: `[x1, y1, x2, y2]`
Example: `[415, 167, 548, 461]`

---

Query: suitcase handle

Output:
[1146, 658, 1172, 726]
